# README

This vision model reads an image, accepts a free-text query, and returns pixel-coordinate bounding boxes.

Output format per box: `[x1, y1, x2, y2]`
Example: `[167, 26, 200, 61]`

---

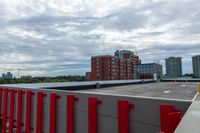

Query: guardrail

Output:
[0, 87, 191, 133]
[162, 78, 200, 82]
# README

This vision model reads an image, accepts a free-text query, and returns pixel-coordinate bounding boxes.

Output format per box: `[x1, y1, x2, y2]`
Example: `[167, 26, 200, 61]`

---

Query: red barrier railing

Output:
[66, 95, 79, 133]
[25, 90, 35, 133]
[8, 89, 17, 133]
[0, 88, 184, 133]
[0, 88, 2, 119]
[36, 92, 46, 133]
[50, 93, 61, 133]
[2, 88, 9, 133]
[88, 97, 102, 133]
[169, 112, 181, 132]
[118, 100, 135, 133]
[16, 90, 25, 133]
[160, 105, 182, 133]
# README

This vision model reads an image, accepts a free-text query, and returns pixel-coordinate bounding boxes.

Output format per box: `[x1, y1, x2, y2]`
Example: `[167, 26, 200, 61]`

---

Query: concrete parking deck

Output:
[1, 81, 198, 100]
[0, 79, 153, 90]
[79, 82, 199, 100]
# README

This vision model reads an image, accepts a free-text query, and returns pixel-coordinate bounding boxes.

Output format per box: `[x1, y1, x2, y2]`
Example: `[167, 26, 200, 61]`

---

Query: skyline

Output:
[0, 0, 200, 77]
[0, 51, 196, 77]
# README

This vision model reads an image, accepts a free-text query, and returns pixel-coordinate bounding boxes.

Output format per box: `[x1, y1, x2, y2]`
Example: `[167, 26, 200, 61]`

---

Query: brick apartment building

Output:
[91, 50, 141, 81]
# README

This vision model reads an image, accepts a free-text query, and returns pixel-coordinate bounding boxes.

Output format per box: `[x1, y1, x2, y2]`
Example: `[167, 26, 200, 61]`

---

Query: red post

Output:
[2, 88, 9, 133]
[16, 90, 25, 133]
[66, 95, 79, 133]
[118, 100, 135, 133]
[25, 90, 35, 133]
[160, 105, 182, 133]
[0, 88, 2, 119]
[49, 93, 61, 133]
[36, 92, 46, 133]
[88, 97, 102, 133]
[169, 112, 181, 133]
[8, 89, 17, 133]
[160, 105, 174, 133]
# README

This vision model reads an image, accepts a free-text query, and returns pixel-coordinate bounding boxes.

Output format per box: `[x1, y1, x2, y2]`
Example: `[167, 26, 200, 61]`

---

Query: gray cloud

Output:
[0, 0, 199, 76]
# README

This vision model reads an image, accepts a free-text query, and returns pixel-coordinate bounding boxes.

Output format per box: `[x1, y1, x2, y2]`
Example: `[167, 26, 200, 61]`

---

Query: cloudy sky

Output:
[0, 0, 199, 77]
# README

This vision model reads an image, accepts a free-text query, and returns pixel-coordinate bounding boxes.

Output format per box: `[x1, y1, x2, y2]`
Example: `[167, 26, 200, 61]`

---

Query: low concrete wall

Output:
[0, 87, 191, 133]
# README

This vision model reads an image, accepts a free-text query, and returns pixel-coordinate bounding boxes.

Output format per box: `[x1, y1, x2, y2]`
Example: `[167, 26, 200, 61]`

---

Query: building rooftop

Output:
[0, 79, 153, 90]
[91, 55, 116, 58]
[165, 57, 182, 60]
[79, 82, 199, 101]
[137, 63, 162, 65]
[0, 80, 199, 101]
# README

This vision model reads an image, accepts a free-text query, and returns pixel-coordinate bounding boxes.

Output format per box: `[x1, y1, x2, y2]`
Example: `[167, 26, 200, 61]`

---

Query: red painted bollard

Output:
[66, 95, 79, 133]
[2, 88, 9, 133]
[0, 88, 2, 119]
[8, 89, 17, 133]
[25, 90, 35, 133]
[160, 105, 182, 133]
[88, 97, 102, 133]
[36, 92, 46, 133]
[16, 90, 25, 133]
[169, 112, 181, 133]
[118, 100, 135, 133]
[49, 93, 61, 133]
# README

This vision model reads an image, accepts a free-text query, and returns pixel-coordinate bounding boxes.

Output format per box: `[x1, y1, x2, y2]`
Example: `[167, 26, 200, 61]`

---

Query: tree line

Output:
[0, 75, 85, 84]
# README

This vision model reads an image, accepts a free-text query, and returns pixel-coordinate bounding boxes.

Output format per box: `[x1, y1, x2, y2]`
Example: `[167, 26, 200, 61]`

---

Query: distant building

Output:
[21, 75, 32, 79]
[136, 63, 163, 79]
[91, 50, 141, 81]
[2, 73, 6, 78]
[85, 72, 91, 81]
[91, 55, 120, 80]
[2, 72, 13, 79]
[165, 57, 182, 78]
[114, 50, 140, 62]
[192, 55, 200, 78]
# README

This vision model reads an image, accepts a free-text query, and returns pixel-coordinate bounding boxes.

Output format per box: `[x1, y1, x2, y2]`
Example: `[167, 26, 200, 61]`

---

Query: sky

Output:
[0, 0, 199, 77]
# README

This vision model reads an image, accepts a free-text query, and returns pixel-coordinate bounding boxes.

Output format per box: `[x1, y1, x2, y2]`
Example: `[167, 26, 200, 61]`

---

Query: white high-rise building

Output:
[192, 55, 200, 78]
